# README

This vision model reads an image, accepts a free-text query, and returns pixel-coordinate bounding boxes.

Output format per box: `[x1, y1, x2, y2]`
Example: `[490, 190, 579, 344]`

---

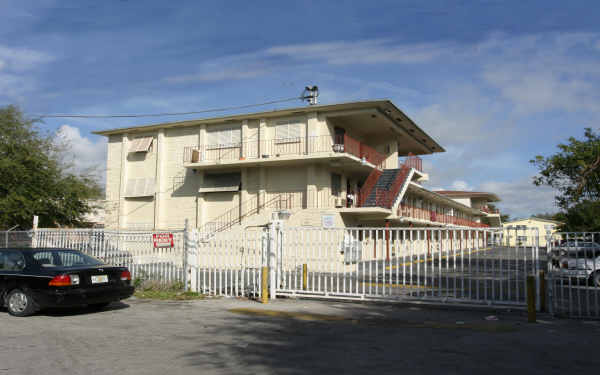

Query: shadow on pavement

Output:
[176, 300, 600, 375]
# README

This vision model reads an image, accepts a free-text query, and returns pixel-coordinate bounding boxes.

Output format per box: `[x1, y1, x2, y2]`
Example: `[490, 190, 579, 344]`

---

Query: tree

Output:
[557, 200, 600, 232]
[0, 105, 102, 229]
[531, 128, 600, 210]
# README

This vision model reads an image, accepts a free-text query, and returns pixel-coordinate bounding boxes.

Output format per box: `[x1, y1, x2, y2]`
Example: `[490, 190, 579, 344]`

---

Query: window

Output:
[32, 251, 56, 267]
[331, 173, 342, 196]
[129, 136, 153, 153]
[275, 120, 303, 143]
[0, 251, 25, 271]
[124, 178, 156, 198]
[206, 125, 241, 149]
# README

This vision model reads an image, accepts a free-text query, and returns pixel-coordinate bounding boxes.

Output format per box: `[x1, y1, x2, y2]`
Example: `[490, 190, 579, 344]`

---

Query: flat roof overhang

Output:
[407, 183, 485, 216]
[92, 100, 444, 156]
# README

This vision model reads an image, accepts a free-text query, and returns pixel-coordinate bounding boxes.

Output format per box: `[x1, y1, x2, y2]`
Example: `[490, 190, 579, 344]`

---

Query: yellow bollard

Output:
[527, 275, 536, 323]
[302, 264, 308, 291]
[539, 270, 546, 313]
[261, 266, 269, 304]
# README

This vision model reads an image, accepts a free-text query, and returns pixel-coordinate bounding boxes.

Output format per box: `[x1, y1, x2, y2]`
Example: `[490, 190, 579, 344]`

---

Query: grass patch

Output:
[133, 280, 205, 301]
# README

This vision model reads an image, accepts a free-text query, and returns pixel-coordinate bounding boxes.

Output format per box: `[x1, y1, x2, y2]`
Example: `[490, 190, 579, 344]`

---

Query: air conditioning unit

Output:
[335, 198, 344, 208]
[191, 149, 201, 163]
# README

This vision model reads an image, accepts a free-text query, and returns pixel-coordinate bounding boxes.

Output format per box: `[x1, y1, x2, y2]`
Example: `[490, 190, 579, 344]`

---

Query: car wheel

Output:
[6, 289, 37, 317]
[590, 272, 600, 288]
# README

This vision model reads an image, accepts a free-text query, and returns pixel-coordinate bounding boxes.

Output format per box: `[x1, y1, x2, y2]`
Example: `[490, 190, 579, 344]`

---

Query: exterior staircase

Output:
[359, 164, 412, 210]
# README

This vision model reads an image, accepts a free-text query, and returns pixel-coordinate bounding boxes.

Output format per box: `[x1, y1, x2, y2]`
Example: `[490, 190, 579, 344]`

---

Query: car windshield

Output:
[30, 250, 104, 268]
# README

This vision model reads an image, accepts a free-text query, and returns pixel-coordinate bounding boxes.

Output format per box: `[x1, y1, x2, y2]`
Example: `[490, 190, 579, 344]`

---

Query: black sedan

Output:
[1, 248, 135, 317]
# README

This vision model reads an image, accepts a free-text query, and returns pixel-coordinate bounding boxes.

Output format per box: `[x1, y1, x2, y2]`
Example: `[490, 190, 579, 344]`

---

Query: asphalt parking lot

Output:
[1, 297, 599, 375]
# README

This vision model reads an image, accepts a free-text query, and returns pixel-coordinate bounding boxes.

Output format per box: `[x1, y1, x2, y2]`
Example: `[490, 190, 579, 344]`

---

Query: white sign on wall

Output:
[322, 214, 335, 228]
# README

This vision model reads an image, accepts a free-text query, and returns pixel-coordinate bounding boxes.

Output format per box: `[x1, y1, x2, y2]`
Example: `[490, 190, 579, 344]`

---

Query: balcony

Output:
[398, 204, 489, 228]
[402, 153, 423, 172]
[183, 134, 386, 170]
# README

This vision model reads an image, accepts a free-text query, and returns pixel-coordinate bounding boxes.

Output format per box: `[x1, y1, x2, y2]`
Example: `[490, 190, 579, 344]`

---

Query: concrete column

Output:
[196, 171, 205, 228]
[258, 166, 267, 211]
[385, 141, 399, 169]
[154, 129, 165, 229]
[198, 124, 206, 162]
[306, 112, 318, 154]
[240, 167, 249, 221]
[306, 164, 318, 208]
[241, 119, 248, 159]
[118, 133, 129, 229]
[258, 118, 266, 158]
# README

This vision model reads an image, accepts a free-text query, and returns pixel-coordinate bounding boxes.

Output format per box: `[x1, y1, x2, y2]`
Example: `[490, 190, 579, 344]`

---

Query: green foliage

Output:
[531, 128, 600, 210]
[134, 280, 204, 300]
[557, 200, 600, 232]
[0, 105, 102, 229]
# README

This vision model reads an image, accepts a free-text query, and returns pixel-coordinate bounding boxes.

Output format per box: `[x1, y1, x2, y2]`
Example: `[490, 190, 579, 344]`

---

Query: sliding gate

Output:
[192, 225, 543, 308]
[274, 227, 542, 307]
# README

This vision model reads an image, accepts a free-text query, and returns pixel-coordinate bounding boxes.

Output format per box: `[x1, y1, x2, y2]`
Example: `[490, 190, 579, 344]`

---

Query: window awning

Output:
[199, 173, 241, 193]
[129, 136, 153, 152]
[124, 178, 156, 198]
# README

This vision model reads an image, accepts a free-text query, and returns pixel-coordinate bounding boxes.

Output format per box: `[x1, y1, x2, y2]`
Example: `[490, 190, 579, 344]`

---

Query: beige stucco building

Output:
[502, 217, 563, 247]
[94, 100, 502, 234]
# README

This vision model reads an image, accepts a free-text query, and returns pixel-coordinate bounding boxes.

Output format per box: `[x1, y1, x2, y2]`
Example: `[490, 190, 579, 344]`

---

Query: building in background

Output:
[502, 217, 563, 247]
[94, 100, 502, 235]
[433, 191, 502, 227]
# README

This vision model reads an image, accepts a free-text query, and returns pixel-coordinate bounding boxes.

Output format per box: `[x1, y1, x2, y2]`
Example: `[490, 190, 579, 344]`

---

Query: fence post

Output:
[31, 215, 39, 248]
[186, 228, 199, 293]
[261, 266, 269, 303]
[302, 264, 308, 290]
[183, 219, 189, 292]
[527, 275, 536, 323]
[539, 270, 547, 313]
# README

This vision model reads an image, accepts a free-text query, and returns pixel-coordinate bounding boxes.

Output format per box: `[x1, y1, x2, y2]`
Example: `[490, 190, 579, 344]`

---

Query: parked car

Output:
[552, 243, 600, 287]
[549, 241, 600, 269]
[0, 248, 135, 317]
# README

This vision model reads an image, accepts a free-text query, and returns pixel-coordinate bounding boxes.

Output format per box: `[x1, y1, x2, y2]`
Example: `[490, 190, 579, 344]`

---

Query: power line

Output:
[36, 96, 305, 119]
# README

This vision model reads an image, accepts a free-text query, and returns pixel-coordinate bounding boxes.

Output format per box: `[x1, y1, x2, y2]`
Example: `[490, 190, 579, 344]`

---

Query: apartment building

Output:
[94, 100, 501, 234]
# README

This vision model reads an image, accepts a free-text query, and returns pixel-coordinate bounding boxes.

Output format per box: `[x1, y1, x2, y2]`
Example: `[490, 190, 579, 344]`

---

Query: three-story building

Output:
[95, 100, 501, 234]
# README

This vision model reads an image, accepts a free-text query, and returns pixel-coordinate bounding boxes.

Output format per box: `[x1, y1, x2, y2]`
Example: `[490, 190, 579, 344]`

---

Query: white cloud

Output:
[0, 45, 53, 100]
[450, 180, 472, 191]
[0, 45, 52, 72]
[479, 178, 558, 218]
[480, 33, 600, 114]
[56, 125, 107, 183]
[265, 39, 454, 65]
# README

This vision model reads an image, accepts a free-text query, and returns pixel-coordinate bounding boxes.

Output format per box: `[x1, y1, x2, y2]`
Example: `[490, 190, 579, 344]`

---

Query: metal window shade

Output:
[129, 136, 153, 152]
[199, 173, 241, 193]
[124, 177, 156, 197]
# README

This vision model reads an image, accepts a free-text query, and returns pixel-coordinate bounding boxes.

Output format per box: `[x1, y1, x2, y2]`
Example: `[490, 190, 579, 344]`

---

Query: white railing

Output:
[1, 228, 187, 286]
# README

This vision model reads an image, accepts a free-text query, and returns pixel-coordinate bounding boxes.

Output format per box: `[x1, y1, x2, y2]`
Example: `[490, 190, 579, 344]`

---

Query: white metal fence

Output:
[547, 232, 600, 319]
[1, 229, 187, 286]
[3, 224, 599, 319]
[188, 225, 546, 309]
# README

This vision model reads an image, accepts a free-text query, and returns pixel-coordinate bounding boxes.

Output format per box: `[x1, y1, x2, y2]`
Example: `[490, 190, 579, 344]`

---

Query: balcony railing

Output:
[403, 153, 422, 172]
[480, 206, 500, 214]
[398, 204, 489, 228]
[183, 134, 386, 169]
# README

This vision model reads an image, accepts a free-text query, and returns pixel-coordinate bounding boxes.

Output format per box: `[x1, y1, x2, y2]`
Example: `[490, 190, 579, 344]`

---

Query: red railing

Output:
[397, 204, 489, 228]
[373, 164, 411, 209]
[358, 169, 382, 207]
[403, 153, 422, 172]
[481, 206, 499, 214]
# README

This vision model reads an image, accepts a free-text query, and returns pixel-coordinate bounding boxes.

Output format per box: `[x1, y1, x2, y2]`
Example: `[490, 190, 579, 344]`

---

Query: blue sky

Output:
[2, 0, 600, 218]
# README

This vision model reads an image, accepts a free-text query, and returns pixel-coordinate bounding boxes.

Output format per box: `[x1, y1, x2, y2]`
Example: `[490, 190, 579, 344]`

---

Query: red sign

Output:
[153, 233, 174, 248]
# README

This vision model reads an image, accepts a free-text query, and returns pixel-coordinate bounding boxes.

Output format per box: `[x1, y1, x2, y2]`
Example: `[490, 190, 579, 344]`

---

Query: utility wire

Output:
[36, 96, 305, 119]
